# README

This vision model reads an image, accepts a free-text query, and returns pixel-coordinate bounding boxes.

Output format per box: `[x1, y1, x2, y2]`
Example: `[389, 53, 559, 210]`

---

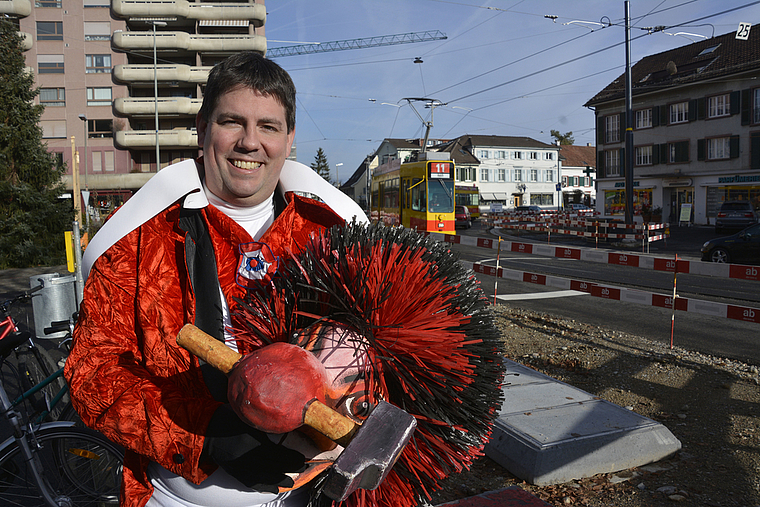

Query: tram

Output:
[371, 152, 455, 234]
[455, 185, 481, 220]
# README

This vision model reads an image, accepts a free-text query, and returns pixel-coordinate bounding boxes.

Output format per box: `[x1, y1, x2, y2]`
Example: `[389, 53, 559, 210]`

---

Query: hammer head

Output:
[322, 400, 416, 501]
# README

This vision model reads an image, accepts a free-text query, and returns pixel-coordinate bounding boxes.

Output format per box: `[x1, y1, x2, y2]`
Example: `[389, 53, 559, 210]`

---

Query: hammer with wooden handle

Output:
[176, 324, 416, 500]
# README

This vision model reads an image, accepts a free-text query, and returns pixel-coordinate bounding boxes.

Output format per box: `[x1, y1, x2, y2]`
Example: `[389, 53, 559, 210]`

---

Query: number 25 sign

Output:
[736, 22, 751, 41]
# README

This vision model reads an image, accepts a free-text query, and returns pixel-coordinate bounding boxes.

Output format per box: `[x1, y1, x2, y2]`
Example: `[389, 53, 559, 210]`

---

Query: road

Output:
[449, 226, 760, 365]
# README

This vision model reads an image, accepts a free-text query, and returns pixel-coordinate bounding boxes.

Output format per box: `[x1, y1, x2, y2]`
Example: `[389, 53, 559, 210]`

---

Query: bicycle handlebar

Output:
[1, 285, 43, 314]
[44, 321, 72, 336]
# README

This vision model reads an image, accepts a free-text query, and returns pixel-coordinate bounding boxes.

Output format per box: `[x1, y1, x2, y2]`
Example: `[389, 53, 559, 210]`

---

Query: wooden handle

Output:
[176, 324, 241, 374]
[304, 400, 359, 447]
[178, 324, 360, 446]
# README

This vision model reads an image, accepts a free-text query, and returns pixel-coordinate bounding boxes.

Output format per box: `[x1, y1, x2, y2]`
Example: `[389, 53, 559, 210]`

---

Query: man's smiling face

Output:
[197, 85, 295, 207]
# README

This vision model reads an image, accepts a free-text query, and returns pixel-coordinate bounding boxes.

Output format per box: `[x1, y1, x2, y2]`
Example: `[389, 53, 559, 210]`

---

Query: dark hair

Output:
[199, 52, 296, 133]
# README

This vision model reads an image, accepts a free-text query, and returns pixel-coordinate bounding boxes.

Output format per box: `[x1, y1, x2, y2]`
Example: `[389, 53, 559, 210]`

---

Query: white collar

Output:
[81, 159, 368, 280]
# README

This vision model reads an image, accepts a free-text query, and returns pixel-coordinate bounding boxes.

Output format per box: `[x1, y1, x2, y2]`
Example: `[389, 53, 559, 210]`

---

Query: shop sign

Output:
[664, 178, 692, 187]
[718, 175, 760, 184]
[614, 181, 640, 188]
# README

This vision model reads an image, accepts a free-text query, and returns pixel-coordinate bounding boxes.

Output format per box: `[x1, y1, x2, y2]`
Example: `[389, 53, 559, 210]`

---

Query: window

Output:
[87, 87, 112, 106]
[545, 170, 554, 182]
[605, 114, 620, 143]
[635, 145, 652, 166]
[86, 54, 111, 73]
[707, 137, 730, 160]
[513, 169, 523, 182]
[544, 152, 554, 161]
[37, 21, 63, 40]
[477, 149, 489, 159]
[495, 150, 506, 159]
[41, 120, 66, 138]
[635, 108, 652, 129]
[708, 94, 730, 118]
[86, 119, 113, 138]
[669, 141, 689, 163]
[84, 22, 111, 41]
[39, 88, 65, 107]
[513, 151, 523, 160]
[754, 89, 760, 124]
[456, 166, 476, 182]
[670, 101, 689, 124]
[38, 54, 64, 74]
[84, 0, 110, 6]
[480, 168, 489, 182]
[530, 169, 538, 182]
[529, 152, 538, 160]
[497, 168, 506, 182]
[36, 0, 61, 7]
[698, 44, 720, 56]
[605, 149, 620, 177]
[104, 151, 115, 171]
[530, 194, 553, 206]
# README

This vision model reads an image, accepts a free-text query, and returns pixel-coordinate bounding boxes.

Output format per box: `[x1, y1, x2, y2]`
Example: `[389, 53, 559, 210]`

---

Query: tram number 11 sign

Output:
[429, 162, 452, 179]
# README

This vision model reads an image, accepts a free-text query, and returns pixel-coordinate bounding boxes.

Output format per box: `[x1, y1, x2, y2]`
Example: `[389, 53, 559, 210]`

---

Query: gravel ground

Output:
[429, 305, 760, 507]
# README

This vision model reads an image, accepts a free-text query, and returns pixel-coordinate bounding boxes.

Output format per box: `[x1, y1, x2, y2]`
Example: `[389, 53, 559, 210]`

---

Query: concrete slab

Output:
[434, 486, 552, 507]
[485, 360, 681, 486]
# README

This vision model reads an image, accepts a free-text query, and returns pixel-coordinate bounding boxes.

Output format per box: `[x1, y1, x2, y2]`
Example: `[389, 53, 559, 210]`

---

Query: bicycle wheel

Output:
[0, 426, 123, 506]
[16, 345, 68, 421]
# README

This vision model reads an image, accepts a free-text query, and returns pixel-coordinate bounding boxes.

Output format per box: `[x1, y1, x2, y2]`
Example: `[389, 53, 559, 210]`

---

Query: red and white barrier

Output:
[432, 232, 760, 282]
[463, 261, 760, 325]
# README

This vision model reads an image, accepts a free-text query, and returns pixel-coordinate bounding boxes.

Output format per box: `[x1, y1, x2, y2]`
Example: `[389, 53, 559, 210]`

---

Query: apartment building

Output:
[585, 28, 760, 225]
[558, 144, 597, 206]
[437, 135, 560, 210]
[8, 0, 265, 220]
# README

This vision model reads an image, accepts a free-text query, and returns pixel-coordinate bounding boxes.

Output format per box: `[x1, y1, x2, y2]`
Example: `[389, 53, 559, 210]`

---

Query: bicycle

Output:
[0, 287, 123, 506]
[1, 286, 69, 423]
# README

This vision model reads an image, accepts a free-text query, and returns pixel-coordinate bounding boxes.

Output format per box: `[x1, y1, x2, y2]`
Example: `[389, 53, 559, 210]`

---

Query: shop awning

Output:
[480, 193, 496, 201]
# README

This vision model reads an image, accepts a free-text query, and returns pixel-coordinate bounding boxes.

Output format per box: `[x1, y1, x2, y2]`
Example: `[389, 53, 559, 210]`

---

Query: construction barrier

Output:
[481, 213, 669, 252]
[462, 261, 760, 325]
[431, 232, 760, 282]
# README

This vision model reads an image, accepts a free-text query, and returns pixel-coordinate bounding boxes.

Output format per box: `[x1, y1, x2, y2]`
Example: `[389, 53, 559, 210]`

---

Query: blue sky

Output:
[265, 1, 760, 183]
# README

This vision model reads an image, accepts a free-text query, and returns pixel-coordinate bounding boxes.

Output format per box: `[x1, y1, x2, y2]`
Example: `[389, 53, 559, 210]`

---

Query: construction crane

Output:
[267, 30, 447, 58]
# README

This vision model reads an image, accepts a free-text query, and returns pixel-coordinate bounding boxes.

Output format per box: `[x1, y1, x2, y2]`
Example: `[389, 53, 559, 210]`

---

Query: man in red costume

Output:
[64, 52, 367, 507]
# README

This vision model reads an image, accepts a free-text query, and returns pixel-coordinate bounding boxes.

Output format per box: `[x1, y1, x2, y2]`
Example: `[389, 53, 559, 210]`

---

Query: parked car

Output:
[714, 200, 757, 233]
[455, 205, 472, 229]
[701, 223, 760, 264]
[514, 205, 542, 214]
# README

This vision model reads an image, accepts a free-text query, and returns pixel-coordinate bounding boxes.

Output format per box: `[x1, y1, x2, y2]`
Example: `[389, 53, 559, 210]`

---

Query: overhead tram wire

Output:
[430, 29, 597, 97]
[441, 0, 760, 107]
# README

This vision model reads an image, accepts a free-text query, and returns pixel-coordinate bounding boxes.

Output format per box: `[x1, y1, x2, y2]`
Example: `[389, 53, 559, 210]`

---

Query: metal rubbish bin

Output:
[29, 273, 77, 340]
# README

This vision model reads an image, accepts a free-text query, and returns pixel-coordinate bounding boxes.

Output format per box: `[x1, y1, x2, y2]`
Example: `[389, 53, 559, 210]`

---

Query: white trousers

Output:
[144, 462, 309, 507]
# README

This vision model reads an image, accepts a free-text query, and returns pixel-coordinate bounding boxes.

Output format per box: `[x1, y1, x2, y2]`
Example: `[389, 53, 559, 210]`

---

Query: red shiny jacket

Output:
[64, 194, 344, 507]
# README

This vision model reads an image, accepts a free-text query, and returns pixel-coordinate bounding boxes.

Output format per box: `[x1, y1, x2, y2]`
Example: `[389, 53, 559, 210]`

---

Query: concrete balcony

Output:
[0, 0, 31, 17]
[112, 31, 266, 53]
[112, 0, 265, 26]
[113, 64, 212, 84]
[115, 129, 198, 149]
[114, 96, 202, 116]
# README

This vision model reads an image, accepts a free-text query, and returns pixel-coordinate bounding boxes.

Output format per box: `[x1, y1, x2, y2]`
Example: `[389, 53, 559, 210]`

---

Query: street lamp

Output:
[335, 163, 343, 187]
[145, 20, 166, 170]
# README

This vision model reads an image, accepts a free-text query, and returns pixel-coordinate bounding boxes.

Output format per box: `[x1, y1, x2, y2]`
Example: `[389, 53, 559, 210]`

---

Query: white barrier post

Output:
[670, 254, 679, 349]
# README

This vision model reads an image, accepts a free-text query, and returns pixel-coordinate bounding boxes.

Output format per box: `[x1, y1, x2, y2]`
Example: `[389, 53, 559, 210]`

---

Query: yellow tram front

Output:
[401, 155, 455, 234]
[372, 153, 455, 235]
